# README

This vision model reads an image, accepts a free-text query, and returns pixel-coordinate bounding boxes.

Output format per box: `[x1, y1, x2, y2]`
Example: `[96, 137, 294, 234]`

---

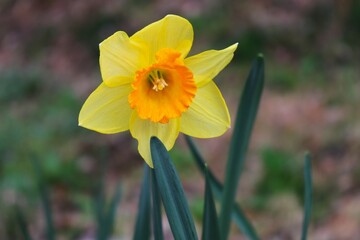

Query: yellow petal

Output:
[99, 31, 147, 87]
[129, 113, 180, 167]
[79, 83, 133, 133]
[180, 81, 230, 138]
[184, 43, 238, 87]
[131, 15, 193, 63]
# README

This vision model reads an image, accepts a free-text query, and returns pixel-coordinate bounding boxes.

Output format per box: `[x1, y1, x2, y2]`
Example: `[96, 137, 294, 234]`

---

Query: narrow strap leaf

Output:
[31, 156, 56, 240]
[231, 205, 258, 240]
[94, 187, 105, 234]
[151, 169, 164, 240]
[104, 183, 122, 239]
[301, 153, 312, 240]
[185, 135, 259, 240]
[202, 165, 221, 240]
[151, 137, 198, 240]
[219, 55, 265, 240]
[133, 164, 151, 240]
[184, 136, 223, 194]
[15, 207, 32, 240]
[93, 156, 107, 240]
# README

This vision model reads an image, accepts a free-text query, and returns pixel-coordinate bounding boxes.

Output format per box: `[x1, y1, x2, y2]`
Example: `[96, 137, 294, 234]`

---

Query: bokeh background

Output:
[1, 0, 360, 239]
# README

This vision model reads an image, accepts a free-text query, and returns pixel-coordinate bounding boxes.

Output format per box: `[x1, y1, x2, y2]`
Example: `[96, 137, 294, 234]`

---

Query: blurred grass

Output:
[0, 0, 359, 238]
[251, 148, 303, 210]
[170, 147, 195, 173]
[0, 68, 95, 239]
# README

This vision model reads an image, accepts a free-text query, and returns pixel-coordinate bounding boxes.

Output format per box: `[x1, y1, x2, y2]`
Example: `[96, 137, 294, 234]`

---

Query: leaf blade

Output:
[31, 156, 56, 240]
[185, 135, 259, 240]
[151, 169, 164, 240]
[219, 55, 265, 240]
[15, 207, 32, 240]
[151, 137, 198, 240]
[93, 165, 106, 239]
[202, 166, 221, 240]
[301, 153, 312, 240]
[133, 164, 151, 240]
[103, 183, 122, 239]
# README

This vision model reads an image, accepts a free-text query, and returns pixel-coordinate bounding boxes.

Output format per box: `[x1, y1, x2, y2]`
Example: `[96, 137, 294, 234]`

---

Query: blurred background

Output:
[1, 0, 359, 239]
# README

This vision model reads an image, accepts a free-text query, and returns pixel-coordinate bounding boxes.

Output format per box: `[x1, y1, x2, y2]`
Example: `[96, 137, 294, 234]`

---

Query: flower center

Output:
[148, 70, 168, 91]
[128, 48, 197, 123]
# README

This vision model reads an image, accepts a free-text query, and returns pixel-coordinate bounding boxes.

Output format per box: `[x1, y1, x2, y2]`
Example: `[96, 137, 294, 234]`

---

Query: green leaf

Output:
[185, 135, 259, 240]
[219, 55, 265, 240]
[94, 162, 106, 240]
[301, 153, 312, 240]
[93, 157, 122, 240]
[151, 169, 164, 240]
[104, 183, 122, 239]
[31, 156, 55, 240]
[15, 207, 32, 240]
[151, 137, 198, 240]
[133, 165, 151, 240]
[202, 166, 221, 240]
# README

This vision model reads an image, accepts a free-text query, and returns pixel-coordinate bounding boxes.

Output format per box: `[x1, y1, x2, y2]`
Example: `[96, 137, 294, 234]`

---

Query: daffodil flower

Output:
[79, 15, 238, 167]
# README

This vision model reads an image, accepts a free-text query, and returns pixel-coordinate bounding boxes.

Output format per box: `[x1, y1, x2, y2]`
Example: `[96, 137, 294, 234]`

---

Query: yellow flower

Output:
[79, 15, 238, 167]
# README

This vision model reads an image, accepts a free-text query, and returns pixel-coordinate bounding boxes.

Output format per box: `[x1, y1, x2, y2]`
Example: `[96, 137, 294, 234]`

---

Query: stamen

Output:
[152, 78, 168, 91]
[149, 70, 168, 91]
